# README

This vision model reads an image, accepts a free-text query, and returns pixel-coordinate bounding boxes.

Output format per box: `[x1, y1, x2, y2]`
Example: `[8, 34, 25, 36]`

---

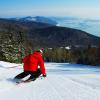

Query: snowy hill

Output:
[0, 61, 100, 100]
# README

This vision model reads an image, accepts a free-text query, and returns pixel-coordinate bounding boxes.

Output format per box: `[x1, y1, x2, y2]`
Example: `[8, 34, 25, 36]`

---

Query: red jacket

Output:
[22, 51, 46, 75]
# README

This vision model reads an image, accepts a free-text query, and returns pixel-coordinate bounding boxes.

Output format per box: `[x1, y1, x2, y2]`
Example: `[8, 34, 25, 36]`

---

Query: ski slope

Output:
[0, 61, 100, 100]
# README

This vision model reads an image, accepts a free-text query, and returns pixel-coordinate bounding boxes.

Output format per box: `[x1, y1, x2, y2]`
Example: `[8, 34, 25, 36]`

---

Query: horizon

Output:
[1, 15, 100, 20]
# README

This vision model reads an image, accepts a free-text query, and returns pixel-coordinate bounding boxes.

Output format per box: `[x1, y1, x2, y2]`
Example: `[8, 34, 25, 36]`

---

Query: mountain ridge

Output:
[9, 16, 57, 26]
[6, 16, 100, 37]
[0, 18, 100, 48]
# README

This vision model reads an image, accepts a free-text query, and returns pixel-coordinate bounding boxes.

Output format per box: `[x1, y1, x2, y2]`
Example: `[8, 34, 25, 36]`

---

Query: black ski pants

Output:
[14, 68, 41, 80]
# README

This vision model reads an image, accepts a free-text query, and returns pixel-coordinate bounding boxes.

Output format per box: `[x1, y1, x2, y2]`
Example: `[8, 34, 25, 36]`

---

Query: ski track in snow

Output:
[0, 61, 100, 100]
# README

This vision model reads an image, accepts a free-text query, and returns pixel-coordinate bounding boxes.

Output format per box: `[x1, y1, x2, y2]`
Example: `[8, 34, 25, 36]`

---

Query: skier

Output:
[14, 49, 46, 82]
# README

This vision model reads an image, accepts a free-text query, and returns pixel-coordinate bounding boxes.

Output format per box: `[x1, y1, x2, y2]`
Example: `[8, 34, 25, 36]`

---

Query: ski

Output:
[16, 79, 36, 85]
[15, 76, 44, 85]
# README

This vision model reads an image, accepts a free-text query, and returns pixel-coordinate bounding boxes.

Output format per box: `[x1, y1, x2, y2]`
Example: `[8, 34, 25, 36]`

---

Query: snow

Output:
[0, 61, 22, 69]
[0, 61, 100, 100]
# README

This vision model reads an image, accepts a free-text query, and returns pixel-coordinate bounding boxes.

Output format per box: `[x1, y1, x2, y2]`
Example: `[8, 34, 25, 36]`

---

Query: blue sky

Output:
[0, 0, 100, 19]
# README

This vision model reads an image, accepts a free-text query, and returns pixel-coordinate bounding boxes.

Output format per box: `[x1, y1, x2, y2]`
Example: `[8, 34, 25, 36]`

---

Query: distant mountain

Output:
[0, 18, 100, 48]
[8, 16, 100, 37]
[49, 17, 100, 37]
[30, 26, 100, 47]
[9, 16, 57, 26]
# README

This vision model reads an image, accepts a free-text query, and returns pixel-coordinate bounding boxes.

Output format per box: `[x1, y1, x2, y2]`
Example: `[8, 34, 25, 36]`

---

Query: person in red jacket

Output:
[14, 49, 46, 82]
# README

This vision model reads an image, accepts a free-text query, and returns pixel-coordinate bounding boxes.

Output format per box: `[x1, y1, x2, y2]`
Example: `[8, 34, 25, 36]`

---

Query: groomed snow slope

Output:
[0, 61, 100, 100]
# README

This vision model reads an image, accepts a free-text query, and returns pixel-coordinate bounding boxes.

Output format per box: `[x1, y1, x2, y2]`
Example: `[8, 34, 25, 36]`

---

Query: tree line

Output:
[43, 46, 100, 66]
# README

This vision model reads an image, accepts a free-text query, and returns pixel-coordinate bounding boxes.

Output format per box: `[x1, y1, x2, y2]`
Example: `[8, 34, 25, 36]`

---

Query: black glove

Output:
[42, 74, 47, 77]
